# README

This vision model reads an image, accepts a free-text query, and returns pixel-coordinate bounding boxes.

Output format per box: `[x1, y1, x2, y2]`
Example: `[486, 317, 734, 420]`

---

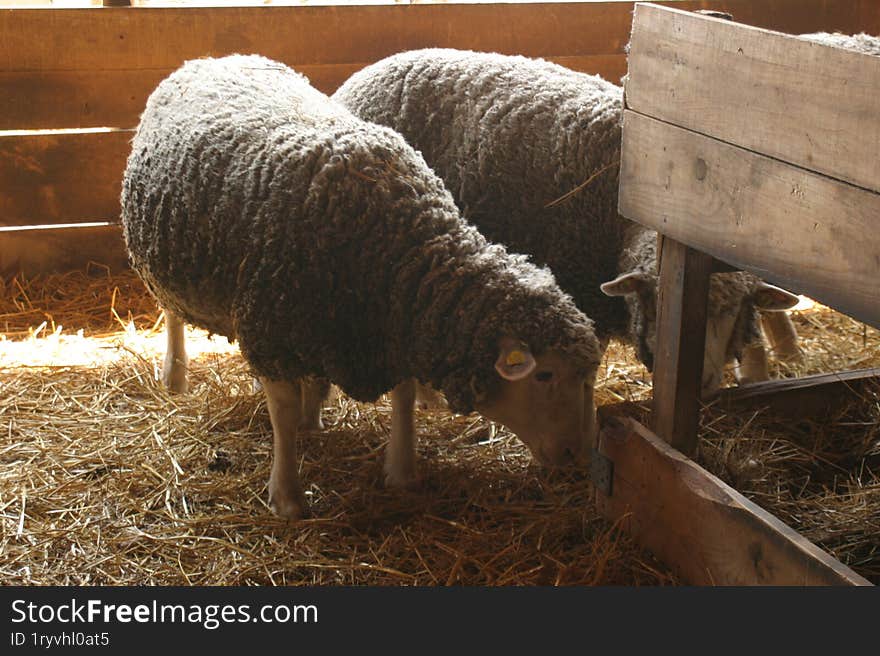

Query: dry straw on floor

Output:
[1, 268, 878, 584]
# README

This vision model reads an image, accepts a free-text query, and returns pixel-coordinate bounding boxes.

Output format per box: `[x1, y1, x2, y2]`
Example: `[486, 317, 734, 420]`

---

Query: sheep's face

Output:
[601, 272, 799, 396]
[474, 337, 597, 467]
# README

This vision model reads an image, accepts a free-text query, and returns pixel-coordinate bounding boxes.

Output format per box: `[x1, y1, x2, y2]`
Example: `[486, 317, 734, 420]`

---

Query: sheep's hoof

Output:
[383, 463, 421, 490]
[162, 363, 188, 394]
[268, 477, 309, 520]
[298, 417, 325, 431]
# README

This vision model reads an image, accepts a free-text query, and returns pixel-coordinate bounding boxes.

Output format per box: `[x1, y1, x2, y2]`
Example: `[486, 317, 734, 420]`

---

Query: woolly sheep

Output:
[121, 55, 601, 519]
[333, 48, 800, 395]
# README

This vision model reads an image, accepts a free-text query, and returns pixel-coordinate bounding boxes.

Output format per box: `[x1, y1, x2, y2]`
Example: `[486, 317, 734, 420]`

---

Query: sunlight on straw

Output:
[793, 295, 817, 312]
[0, 324, 237, 369]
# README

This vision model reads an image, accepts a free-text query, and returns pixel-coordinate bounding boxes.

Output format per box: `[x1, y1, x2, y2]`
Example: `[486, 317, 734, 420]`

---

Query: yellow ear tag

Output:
[506, 350, 527, 366]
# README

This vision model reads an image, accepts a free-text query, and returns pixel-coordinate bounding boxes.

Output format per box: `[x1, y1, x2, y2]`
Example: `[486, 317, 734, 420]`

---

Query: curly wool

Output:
[335, 49, 629, 342]
[121, 54, 599, 413]
[334, 48, 772, 353]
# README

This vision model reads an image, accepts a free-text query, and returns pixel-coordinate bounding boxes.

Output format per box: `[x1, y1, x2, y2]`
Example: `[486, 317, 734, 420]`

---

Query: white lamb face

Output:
[474, 338, 597, 467]
[601, 273, 799, 396]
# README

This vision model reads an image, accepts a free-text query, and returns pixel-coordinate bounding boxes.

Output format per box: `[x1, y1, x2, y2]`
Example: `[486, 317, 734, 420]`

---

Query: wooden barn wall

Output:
[1, 0, 879, 274]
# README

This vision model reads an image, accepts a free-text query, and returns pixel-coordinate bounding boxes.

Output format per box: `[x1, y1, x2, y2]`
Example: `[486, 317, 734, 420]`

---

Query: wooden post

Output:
[651, 236, 712, 456]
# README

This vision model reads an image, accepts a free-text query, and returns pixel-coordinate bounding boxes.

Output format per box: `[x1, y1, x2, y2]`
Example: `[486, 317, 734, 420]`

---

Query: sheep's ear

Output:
[600, 272, 653, 297]
[753, 283, 799, 311]
[495, 337, 536, 381]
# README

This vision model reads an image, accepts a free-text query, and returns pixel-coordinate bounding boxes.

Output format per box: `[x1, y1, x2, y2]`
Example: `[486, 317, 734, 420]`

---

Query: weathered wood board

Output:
[618, 110, 880, 329]
[651, 237, 712, 456]
[626, 2, 880, 195]
[0, 130, 132, 227]
[0, 57, 626, 131]
[716, 367, 880, 418]
[0, 224, 128, 278]
[3, 0, 879, 129]
[595, 417, 872, 586]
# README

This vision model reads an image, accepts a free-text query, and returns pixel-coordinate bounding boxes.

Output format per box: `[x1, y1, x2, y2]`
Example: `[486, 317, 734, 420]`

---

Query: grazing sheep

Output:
[334, 48, 799, 394]
[121, 54, 601, 519]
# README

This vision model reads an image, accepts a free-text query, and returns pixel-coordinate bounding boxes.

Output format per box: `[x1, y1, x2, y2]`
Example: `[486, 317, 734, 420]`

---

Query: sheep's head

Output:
[472, 337, 598, 467]
[600, 271, 798, 396]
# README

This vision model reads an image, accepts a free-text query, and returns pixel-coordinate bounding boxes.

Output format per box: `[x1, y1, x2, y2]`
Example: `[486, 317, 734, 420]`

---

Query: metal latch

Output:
[589, 448, 614, 496]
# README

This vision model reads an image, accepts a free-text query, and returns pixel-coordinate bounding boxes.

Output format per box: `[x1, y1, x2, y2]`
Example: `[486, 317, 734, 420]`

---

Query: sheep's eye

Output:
[535, 371, 554, 383]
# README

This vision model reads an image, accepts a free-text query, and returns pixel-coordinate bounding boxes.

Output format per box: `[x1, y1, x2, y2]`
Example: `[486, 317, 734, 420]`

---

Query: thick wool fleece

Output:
[121, 55, 599, 413]
[335, 49, 629, 342]
[334, 48, 772, 354]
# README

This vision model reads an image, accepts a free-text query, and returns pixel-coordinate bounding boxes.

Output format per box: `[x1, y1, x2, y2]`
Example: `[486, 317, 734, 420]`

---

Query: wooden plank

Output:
[600, 366, 880, 424]
[0, 130, 131, 226]
[626, 2, 880, 194]
[4, 1, 878, 73]
[651, 237, 712, 456]
[717, 367, 880, 418]
[3, 0, 879, 128]
[0, 224, 129, 278]
[0, 55, 626, 130]
[617, 110, 880, 329]
[0, 4, 637, 72]
[595, 416, 873, 585]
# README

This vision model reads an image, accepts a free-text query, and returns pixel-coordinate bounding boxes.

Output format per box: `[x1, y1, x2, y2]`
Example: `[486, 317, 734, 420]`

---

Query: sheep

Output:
[333, 48, 800, 395]
[121, 54, 602, 519]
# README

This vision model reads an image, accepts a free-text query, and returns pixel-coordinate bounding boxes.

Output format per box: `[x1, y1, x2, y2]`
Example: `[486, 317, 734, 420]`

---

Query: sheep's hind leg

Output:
[261, 378, 308, 519]
[385, 378, 419, 488]
[414, 381, 445, 410]
[162, 310, 189, 393]
[299, 377, 331, 430]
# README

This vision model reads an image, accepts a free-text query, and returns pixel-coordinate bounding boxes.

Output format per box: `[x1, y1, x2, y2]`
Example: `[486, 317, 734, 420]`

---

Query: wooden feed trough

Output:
[1, 1, 878, 585]
[608, 2, 879, 585]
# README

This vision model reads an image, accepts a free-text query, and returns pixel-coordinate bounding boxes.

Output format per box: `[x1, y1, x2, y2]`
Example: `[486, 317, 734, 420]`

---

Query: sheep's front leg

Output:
[385, 378, 419, 488]
[162, 310, 189, 393]
[299, 377, 331, 430]
[761, 312, 802, 362]
[261, 378, 308, 519]
[735, 343, 770, 385]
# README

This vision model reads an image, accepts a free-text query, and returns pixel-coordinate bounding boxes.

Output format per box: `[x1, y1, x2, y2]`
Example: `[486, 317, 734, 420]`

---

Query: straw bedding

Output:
[1, 268, 877, 584]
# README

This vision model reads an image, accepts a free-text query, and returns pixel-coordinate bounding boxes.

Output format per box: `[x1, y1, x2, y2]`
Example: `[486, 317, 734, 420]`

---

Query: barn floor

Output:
[1, 268, 877, 584]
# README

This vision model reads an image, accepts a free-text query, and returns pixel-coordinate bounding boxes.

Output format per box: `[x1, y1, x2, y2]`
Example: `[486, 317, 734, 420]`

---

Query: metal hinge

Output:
[589, 448, 614, 497]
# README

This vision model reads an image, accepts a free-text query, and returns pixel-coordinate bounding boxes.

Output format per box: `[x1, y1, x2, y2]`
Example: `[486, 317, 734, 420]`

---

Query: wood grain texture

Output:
[595, 416, 873, 586]
[626, 2, 880, 193]
[4, 1, 877, 73]
[618, 110, 880, 329]
[0, 3, 636, 72]
[0, 130, 132, 226]
[3, 1, 879, 128]
[0, 224, 129, 278]
[651, 237, 712, 455]
[7, 1, 880, 66]
[0, 56, 626, 130]
[716, 367, 880, 419]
